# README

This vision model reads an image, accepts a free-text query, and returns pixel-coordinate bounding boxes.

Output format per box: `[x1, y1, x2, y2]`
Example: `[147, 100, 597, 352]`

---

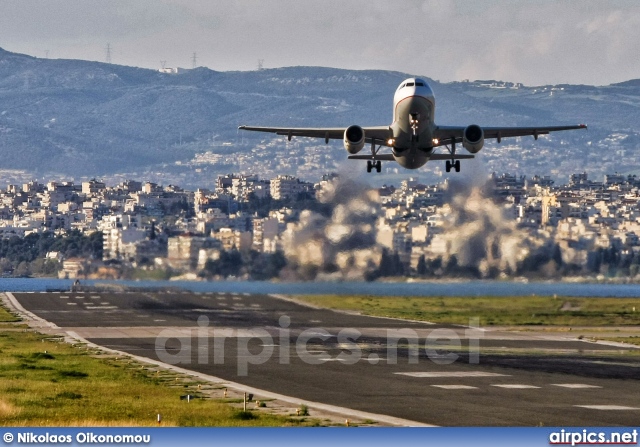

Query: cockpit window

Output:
[406, 82, 415, 87]
[415, 82, 424, 86]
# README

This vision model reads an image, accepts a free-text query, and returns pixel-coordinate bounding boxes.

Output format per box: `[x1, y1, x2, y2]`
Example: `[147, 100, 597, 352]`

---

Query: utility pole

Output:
[191, 52, 198, 69]
[105, 43, 112, 64]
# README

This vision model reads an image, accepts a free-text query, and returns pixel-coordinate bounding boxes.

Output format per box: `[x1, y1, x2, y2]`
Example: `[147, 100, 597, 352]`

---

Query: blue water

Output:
[2, 278, 640, 297]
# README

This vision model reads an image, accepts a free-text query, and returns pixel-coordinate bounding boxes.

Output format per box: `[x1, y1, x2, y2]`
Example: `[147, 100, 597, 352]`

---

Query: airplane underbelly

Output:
[392, 96, 434, 150]
[393, 148, 428, 169]
[394, 96, 433, 133]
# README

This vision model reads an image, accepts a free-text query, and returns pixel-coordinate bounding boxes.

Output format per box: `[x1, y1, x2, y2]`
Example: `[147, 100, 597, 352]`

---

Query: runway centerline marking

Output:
[491, 384, 541, 389]
[432, 385, 479, 390]
[552, 384, 602, 389]
[575, 405, 640, 410]
[395, 372, 510, 378]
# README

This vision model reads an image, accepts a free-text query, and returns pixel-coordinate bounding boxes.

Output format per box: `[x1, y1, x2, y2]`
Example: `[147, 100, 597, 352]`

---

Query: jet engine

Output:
[343, 125, 365, 154]
[462, 124, 484, 153]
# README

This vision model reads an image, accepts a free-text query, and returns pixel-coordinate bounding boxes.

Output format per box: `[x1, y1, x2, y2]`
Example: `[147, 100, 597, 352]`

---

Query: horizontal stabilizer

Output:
[429, 154, 475, 160]
[348, 154, 395, 161]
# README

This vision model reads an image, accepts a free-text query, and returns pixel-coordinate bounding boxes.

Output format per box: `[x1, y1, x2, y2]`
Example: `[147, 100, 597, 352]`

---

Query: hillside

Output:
[0, 47, 638, 184]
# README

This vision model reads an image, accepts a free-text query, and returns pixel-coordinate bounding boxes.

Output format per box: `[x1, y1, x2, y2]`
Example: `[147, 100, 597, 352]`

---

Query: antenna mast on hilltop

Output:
[257, 59, 264, 71]
[105, 43, 112, 64]
[191, 52, 198, 69]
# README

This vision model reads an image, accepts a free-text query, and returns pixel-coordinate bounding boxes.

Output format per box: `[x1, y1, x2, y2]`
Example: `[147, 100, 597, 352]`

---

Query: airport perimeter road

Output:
[11, 291, 640, 426]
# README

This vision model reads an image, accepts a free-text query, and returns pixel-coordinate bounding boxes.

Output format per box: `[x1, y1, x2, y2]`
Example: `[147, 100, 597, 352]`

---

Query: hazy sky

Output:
[1, 0, 638, 86]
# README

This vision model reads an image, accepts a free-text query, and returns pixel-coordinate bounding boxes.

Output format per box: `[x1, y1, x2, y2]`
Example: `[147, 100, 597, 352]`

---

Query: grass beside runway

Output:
[294, 295, 640, 326]
[0, 304, 21, 323]
[599, 336, 640, 347]
[0, 328, 319, 427]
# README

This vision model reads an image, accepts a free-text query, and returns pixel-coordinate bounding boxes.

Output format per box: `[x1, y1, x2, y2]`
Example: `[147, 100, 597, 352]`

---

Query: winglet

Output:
[238, 125, 246, 130]
[579, 124, 588, 129]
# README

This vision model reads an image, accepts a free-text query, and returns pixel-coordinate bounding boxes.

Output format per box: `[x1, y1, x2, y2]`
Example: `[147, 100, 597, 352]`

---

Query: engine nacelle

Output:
[343, 125, 365, 154]
[462, 124, 484, 153]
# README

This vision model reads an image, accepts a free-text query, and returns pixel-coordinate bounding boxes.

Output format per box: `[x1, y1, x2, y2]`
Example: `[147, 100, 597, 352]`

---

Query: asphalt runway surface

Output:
[11, 290, 640, 426]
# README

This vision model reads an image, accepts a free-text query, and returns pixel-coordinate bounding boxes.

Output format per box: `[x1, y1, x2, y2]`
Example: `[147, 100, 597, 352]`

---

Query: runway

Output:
[8, 290, 640, 426]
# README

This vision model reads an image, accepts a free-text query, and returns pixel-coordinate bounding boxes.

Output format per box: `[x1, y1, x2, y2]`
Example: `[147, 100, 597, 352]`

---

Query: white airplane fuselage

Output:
[390, 78, 437, 169]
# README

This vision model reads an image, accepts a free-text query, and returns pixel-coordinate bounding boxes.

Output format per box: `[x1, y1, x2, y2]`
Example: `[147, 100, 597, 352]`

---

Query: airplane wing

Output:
[238, 125, 393, 145]
[347, 154, 474, 161]
[433, 124, 587, 146]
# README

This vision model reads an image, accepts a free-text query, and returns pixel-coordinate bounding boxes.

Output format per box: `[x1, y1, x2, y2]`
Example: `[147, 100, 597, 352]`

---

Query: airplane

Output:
[238, 78, 587, 173]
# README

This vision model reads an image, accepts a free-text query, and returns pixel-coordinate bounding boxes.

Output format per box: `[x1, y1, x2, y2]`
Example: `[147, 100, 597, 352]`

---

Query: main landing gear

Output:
[445, 160, 460, 173]
[445, 140, 461, 172]
[366, 139, 383, 173]
[367, 160, 382, 173]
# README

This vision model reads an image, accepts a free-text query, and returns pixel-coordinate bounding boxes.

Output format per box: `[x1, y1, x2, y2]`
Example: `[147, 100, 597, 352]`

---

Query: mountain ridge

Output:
[0, 47, 638, 182]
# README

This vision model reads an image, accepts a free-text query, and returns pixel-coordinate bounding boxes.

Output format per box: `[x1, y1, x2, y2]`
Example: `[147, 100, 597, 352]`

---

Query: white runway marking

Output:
[491, 384, 540, 389]
[552, 384, 602, 389]
[243, 293, 250, 296]
[66, 302, 77, 305]
[431, 385, 479, 390]
[395, 372, 510, 378]
[231, 293, 239, 296]
[86, 306, 118, 310]
[90, 296, 101, 299]
[59, 296, 69, 299]
[575, 405, 640, 410]
[101, 302, 110, 305]
[74, 296, 84, 299]
[154, 319, 166, 322]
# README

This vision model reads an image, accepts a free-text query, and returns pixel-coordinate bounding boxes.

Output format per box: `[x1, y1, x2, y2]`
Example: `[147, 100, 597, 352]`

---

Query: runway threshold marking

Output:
[552, 384, 602, 389]
[575, 405, 640, 410]
[395, 372, 510, 378]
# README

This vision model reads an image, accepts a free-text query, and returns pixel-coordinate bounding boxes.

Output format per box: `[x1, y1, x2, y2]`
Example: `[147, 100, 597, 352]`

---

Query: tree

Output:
[14, 261, 30, 277]
[416, 255, 428, 276]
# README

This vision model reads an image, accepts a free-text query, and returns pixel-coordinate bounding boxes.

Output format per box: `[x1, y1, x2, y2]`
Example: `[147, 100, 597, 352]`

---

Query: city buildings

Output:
[2, 170, 640, 279]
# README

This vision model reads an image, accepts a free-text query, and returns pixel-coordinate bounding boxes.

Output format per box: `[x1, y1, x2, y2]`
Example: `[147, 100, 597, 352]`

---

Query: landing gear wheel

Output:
[454, 160, 461, 172]
[445, 160, 451, 173]
[367, 160, 381, 173]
